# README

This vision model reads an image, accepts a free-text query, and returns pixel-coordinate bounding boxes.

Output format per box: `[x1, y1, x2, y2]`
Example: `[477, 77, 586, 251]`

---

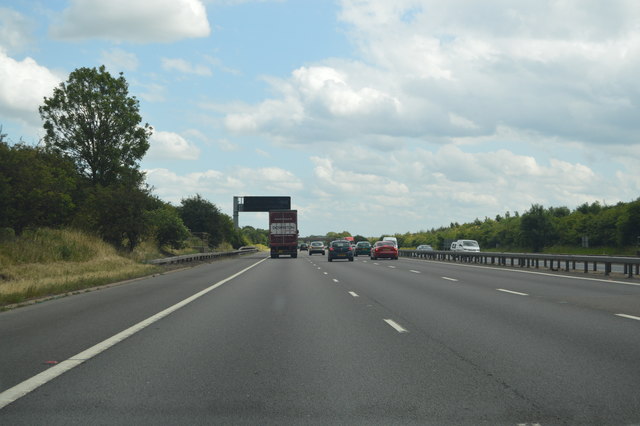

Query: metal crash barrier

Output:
[147, 247, 259, 265]
[400, 250, 640, 279]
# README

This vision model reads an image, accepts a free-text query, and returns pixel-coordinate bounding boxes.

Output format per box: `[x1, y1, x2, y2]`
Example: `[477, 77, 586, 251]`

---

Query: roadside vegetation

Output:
[374, 200, 640, 254]
[0, 228, 160, 307]
[0, 66, 269, 307]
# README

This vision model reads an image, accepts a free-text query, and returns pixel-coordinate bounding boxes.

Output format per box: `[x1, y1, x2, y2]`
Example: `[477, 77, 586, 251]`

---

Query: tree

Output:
[0, 141, 78, 233]
[39, 65, 152, 186]
[145, 204, 190, 249]
[520, 204, 552, 252]
[178, 195, 235, 248]
[73, 180, 152, 251]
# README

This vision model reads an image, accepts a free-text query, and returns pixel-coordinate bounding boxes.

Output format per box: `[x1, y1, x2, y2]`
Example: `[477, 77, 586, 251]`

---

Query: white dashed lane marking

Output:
[384, 319, 408, 333]
[497, 288, 529, 296]
[616, 313, 640, 321]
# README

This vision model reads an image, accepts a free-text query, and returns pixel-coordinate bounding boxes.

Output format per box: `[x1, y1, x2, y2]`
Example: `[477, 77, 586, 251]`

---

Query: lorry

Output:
[269, 210, 299, 258]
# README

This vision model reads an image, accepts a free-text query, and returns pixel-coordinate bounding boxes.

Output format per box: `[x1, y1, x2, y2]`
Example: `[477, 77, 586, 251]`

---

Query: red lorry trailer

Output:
[269, 210, 298, 258]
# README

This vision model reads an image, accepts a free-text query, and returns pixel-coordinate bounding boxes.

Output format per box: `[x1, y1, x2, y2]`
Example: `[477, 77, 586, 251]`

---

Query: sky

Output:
[2, 0, 640, 237]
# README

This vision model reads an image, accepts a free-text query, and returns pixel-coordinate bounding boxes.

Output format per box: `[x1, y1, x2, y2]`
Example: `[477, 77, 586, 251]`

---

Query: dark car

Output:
[371, 240, 398, 260]
[299, 243, 308, 251]
[309, 241, 325, 255]
[354, 241, 371, 256]
[328, 240, 354, 262]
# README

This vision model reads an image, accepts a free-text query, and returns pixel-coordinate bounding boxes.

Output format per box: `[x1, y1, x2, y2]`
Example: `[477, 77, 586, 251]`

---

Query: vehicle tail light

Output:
[329, 247, 334, 251]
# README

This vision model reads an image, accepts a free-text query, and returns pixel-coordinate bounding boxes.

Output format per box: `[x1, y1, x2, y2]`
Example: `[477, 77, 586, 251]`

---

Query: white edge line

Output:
[0, 257, 268, 410]
[615, 313, 640, 321]
[348, 291, 359, 298]
[384, 319, 408, 333]
[497, 288, 529, 296]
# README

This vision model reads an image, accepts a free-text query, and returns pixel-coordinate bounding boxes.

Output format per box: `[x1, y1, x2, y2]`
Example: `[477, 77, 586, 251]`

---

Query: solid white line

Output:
[348, 291, 359, 298]
[384, 319, 408, 333]
[410, 270, 421, 274]
[615, 313, 640, 321]
[497, 288, 529, 296]
[442, 276, 458, 282]
[0, 257, 268, 410]
[333, 279, 339, 283]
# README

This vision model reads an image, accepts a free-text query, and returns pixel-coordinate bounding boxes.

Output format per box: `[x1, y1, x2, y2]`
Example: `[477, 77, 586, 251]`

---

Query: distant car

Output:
[354, 241, 371, 256]
[451, 239, 480, 252]
[416, 245, 433, 252]
[371, 241, 398, 260]
[299, 243, 308, 251]
[309, 241, 325, 255]
[328, 240, 354, 262]
[382, 236, 398, 248]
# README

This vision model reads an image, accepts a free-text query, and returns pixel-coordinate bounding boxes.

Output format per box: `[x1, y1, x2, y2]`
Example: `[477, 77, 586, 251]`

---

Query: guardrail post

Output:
[605, 262, 611, 276]
[625, 264, 632, 278]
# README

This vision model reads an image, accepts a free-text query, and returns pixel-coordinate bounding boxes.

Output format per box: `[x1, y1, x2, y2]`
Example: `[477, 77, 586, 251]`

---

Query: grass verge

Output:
[0, 228, 161, 308]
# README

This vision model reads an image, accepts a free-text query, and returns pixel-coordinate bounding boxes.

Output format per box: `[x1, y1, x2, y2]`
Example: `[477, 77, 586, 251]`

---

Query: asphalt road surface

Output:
[1, 252, 639, 425]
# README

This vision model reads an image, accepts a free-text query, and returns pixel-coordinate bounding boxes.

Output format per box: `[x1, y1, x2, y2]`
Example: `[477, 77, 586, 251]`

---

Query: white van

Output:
[382, 236, 398, 248]
[451, 239, 480, 252]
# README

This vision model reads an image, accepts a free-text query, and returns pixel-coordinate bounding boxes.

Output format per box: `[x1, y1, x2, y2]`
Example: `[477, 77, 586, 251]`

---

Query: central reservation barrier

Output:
[399, 249, 640, 279]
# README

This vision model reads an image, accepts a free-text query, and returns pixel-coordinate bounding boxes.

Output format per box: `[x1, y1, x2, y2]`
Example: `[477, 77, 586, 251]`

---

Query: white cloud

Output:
[101, 48, 139, 72]
[136, 81, 166, 103]
[148, 131, 201, 160]
[144, 168, 243, 204]
[236, 167, 304, 192]
[144, 166, 301, 207]
[0, 7, 34, 54]
[222, 0, 640, 149]
[161, 58, 212, 76]
[0, 49, 62, 127]
[50, 0, 210, 43]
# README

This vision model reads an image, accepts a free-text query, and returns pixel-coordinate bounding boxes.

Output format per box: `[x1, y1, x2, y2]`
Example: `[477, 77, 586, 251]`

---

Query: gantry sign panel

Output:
[240, 196, 291, 212]
[233, 196, 292, 228]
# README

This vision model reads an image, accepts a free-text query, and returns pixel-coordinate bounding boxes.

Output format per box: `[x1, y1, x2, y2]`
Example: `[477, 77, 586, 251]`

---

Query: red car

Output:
[370, 241, 398, 260]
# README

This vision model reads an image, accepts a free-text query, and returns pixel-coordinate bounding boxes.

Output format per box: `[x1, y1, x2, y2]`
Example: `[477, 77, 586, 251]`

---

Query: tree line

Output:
[388, 200, 640, 253]
[0, 66, 256, 252]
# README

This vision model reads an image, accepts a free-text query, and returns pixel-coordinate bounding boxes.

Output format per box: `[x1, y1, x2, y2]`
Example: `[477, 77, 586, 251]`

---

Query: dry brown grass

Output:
[0, 228, 160, 307]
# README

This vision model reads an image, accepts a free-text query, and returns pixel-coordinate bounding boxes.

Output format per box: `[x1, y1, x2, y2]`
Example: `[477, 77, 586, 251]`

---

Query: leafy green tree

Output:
[39, 65, 152, 186]
[73, 178, 152, 251]
[178, 195, 235, 248]
[145, 204, 190, 249]
[520, 204, 552, 252]
[240, 226, 269, 245]
[0, 141, 78, 233]
[616, 199, 640, 246]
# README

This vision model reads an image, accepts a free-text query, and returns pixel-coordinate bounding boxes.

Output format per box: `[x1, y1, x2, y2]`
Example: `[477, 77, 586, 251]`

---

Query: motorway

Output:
[1, 252, 639, 425]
